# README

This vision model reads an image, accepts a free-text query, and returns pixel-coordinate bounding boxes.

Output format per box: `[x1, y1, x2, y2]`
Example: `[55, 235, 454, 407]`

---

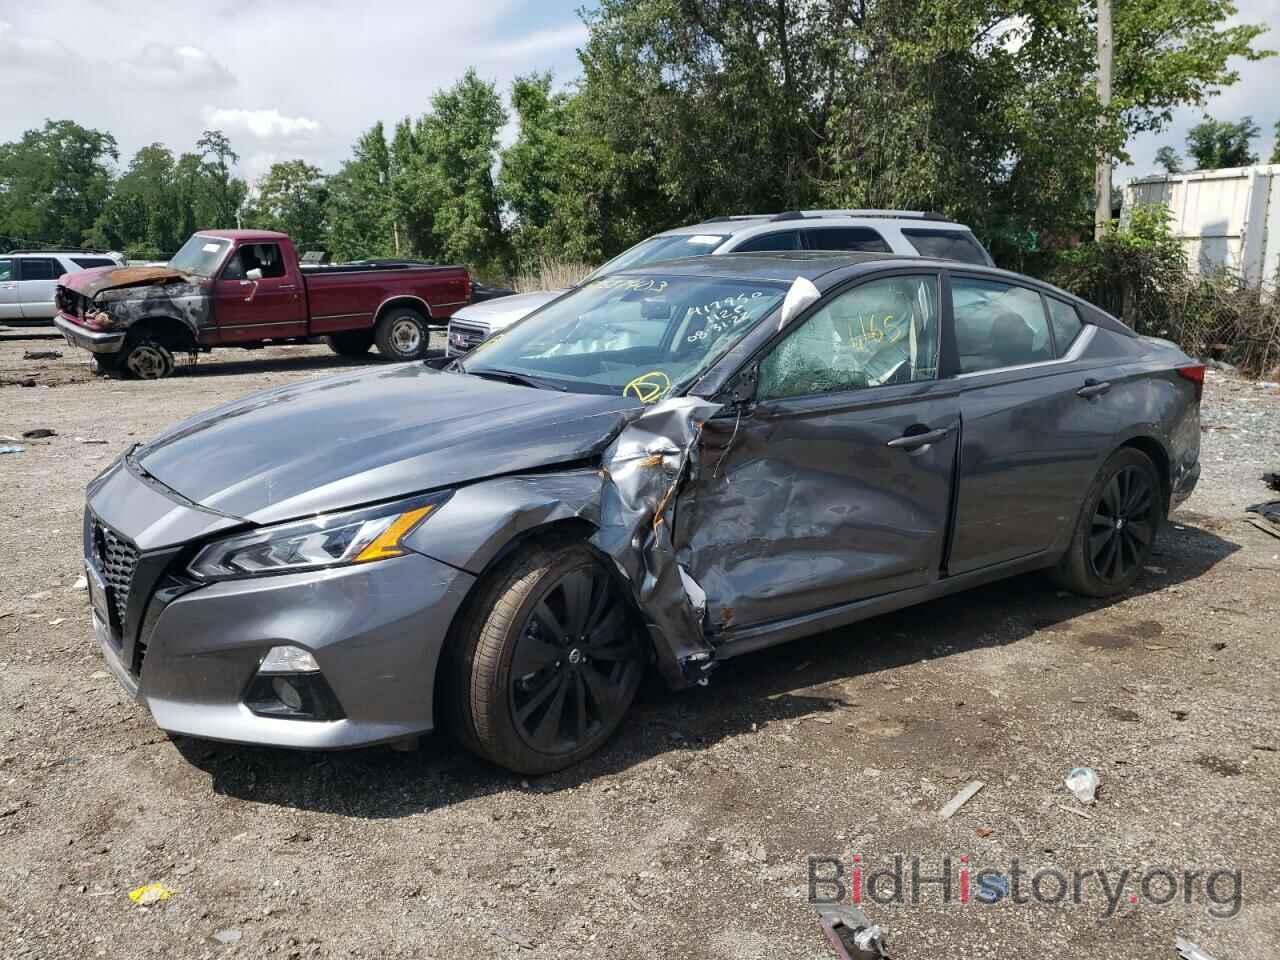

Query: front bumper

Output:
[85, 459, 476, 749]
[55, 312, 125, 354]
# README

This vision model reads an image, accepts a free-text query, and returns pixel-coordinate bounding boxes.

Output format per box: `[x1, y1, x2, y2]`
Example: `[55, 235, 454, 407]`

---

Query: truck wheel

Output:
[326, 330, 375, 356]
[375, 308, 430, 361]
[445, 541, 646, 774]
[122, 338, 175, 380]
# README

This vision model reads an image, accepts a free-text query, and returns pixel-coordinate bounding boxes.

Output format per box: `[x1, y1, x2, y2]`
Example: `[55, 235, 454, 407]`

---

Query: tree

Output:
[244, 160, 329, 252]
[1185, 115, 1260, 169]
[90, 144, 187, 258]
[195, 129, 248, 228]
[0, 120, 118, 250]
[1155, 146, 1184, 174]
[326, 122, 397, 261]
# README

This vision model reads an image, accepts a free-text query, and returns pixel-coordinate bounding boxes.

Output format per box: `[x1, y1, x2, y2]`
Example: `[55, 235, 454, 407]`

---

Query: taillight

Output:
[1177, 364, 1205, 402]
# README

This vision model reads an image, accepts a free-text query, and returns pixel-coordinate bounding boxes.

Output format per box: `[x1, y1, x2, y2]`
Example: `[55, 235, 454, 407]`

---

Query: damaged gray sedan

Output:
[83, 252, 1202, 773]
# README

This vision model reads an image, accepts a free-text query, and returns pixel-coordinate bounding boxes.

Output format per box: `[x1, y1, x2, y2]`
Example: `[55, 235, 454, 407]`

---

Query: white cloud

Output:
[202, 108, 320, 141]
[122, 42, 236, 91]
[0, 20, 70, 72]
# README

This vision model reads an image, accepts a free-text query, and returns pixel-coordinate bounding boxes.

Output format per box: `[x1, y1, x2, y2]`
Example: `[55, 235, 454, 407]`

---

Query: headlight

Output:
[187, 491, 451, 581]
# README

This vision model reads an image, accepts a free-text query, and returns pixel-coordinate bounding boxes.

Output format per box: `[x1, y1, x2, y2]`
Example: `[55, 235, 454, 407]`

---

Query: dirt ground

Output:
[1, 333, 1279, 960]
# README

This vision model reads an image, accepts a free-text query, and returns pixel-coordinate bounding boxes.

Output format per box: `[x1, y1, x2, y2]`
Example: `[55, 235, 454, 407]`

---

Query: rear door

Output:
[0, 259, 17, 320]
[17, 257, 62, 319]
[677, 270, 959, 630]
[945, 273, 1114, 574]
[212, 242, 306, 342]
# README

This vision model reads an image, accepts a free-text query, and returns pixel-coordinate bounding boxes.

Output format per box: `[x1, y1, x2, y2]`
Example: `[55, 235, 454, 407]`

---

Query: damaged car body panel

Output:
[76, 252, 1203, 771]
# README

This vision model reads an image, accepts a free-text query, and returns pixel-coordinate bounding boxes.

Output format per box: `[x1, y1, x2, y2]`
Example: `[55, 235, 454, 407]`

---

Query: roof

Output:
[612, 250, 910, 283]
[197, 229, 290, 241]
[658, 210, 967, 237]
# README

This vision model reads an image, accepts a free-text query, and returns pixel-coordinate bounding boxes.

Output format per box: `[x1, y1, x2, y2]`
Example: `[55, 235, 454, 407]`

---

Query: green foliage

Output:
[243, 160, 329, 252]
[326, 123, 397, 261]
[1271, 120, 1280, 164]
[1154, 146, 1184, 173]
[1185, 115, 1260, 169]
[0, 120, 117, 250]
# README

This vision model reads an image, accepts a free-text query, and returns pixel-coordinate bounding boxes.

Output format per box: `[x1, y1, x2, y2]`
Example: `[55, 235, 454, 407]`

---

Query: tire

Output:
[374, 307, 430, 361]
[326, 330, 375, 356]
[1052, 447, 1163, 597]
[445, 541, 647, 775]
[121, 338, 175, 380]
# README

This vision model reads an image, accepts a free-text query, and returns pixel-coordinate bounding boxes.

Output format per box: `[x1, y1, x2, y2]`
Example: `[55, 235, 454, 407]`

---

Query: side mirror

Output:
[726, 363, 759, 407]
[246, 267, 263, 282]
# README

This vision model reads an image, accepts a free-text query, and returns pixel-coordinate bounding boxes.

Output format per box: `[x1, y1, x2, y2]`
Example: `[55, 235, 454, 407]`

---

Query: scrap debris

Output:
[817, 905, 889, 959]
[939, 780, 985, 819]
[128, 882, 176, 906]
[1245, 501, 1280, 539]
[23, 350, 62, 360]
[1175, 937, 1218, 960]
[1064, 767, 1099, 803]
[21, 428, 56, 439]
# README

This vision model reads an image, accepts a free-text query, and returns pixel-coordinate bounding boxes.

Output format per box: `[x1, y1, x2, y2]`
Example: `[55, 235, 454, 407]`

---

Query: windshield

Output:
[168, 235, 232, 277]
[583, 233, 730, 282]
[460, 274, 786, 400]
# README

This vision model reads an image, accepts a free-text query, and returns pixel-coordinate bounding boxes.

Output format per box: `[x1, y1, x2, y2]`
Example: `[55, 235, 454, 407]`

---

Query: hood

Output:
[452, 289, 567, 330]
[63, 265, 191, 300]
[134, 363, 636, 525]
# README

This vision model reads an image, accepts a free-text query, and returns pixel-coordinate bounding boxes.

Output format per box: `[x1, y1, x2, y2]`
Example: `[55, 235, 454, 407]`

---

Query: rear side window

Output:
[952, 278, 1052, 373]
[733, 231, 802, 253]
[18, 258, 59, 281]
[1047, 297, 1084, 355]
[0, 259, 13, 282]
[903, 229, 988, 264]
[72, 257, 116, 269]
[804, 227, 891, 253]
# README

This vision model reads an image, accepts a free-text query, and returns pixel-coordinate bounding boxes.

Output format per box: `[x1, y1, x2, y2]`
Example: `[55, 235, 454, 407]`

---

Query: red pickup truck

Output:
[54, 229, 470, 379]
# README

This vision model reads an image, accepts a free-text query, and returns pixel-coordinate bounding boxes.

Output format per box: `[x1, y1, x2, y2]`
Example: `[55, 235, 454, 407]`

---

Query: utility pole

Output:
[1095, 0, 1113, 240]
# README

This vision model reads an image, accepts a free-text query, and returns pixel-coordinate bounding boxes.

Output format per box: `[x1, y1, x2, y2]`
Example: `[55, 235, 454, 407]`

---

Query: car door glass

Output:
[225, 244, 287, 281]
[952, 278, 1052, 373]
[902, 229, 989, 264]
[19, 258, 58, 281]
[0, 259, 13, 282]
[1047, 297, 1084, 356]
[804, 227, 891, 253]
[758, 274, 941, 399]
[734, 231, 802, 253]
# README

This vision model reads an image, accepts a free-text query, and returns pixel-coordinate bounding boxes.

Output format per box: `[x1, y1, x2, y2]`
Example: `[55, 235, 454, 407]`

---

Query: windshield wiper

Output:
[462, 366, 567, 392]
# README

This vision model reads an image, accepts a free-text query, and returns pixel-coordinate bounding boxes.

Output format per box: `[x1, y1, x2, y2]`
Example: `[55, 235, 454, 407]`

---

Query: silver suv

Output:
[0, 250, 125, 326]
[447, 210, 992, 355]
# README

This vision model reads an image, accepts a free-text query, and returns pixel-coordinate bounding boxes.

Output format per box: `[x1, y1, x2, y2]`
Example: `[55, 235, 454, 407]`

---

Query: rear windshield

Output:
[168, 235, 232, 277]
[72, 257, 117, 269]
[584, 233, 731, 282]
[902, 229, 989, 264]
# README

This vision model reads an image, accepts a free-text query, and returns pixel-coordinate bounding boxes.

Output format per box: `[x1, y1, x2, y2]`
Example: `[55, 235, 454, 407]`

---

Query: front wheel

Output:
[374, 308, 430, 361]
[446, 542, 647, 774]
[1052, 447, 1163, 597]
[121, 338, 175, 380]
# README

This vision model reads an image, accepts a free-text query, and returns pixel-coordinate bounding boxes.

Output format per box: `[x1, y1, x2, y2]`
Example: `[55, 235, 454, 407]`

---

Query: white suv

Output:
[447, 210, 992, 355]
[0, 250, 125, 326]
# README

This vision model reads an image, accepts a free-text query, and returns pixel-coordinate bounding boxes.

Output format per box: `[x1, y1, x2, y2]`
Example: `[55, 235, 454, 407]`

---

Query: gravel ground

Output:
[1, 338, 1279, 960]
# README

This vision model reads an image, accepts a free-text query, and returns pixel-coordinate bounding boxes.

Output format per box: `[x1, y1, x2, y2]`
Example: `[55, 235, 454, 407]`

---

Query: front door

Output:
[17, 256, 61, 320]
[212, 242, 306, 342]
[676, 272, 959, 631]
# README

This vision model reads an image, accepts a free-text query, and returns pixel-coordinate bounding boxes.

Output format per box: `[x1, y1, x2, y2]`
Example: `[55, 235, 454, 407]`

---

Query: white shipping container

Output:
[1124, 165, 1280, 286]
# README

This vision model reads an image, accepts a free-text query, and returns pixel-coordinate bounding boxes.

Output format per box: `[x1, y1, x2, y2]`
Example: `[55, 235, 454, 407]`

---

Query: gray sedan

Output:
[82, 252, 1202, 773]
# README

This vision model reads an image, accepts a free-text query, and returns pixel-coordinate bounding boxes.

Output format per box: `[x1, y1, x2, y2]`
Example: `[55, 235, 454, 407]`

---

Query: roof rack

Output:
[698, 209, 955, 225]
[6, 247, 119, 255]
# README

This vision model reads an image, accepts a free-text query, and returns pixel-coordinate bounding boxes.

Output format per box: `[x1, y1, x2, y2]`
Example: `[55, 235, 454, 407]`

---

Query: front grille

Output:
[447, 320, 490, 356]
[93, 520, 139, 630]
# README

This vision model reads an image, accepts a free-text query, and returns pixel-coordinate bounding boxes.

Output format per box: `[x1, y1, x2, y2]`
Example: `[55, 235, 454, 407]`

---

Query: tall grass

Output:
[513, 258, 596, 293]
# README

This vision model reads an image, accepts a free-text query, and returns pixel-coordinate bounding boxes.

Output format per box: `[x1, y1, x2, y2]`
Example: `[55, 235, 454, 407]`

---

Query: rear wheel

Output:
[446, 542, 646, 774]
[326, 330, 374, 356]
[1053, 447, 1162, 597]
[374, 308, 430, 361]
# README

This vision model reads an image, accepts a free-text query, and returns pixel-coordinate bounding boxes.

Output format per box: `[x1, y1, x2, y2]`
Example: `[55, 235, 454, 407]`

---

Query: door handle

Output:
[241, 280, 259, 303]
[1077, 378, 1111, 398]
[887, 425, 953, 450]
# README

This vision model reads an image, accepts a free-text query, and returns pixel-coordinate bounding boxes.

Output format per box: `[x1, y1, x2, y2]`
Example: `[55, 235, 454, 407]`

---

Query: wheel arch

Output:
[375, 295, 432, 324]
[124, 314, 199, 353]
[1118, 434, 1172, 516]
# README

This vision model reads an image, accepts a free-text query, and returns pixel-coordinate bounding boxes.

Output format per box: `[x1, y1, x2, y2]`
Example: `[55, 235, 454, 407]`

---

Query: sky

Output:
[0, 0, 1276, 190]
